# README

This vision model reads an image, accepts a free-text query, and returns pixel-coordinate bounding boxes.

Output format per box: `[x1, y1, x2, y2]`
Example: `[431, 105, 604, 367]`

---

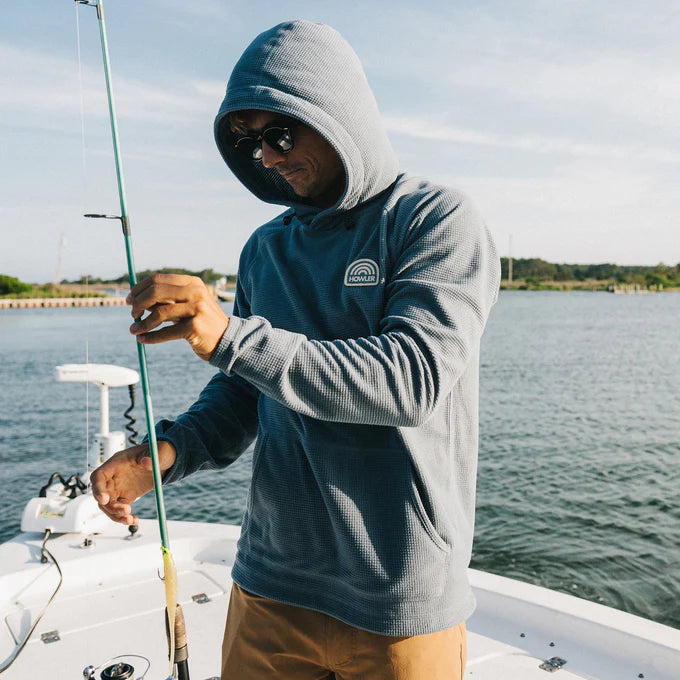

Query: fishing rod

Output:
[74, 1, 188, 678]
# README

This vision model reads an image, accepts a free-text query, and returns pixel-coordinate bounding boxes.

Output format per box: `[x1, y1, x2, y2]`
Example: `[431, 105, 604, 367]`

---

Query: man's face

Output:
[232, 110, 345, 209]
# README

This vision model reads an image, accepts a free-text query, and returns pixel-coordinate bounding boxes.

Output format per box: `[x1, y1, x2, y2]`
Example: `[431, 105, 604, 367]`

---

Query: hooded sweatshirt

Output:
[157, 20, 500, 636]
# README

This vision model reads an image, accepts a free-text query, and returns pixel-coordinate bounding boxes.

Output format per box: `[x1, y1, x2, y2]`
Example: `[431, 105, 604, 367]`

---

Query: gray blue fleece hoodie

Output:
[158, 20, 500, 636]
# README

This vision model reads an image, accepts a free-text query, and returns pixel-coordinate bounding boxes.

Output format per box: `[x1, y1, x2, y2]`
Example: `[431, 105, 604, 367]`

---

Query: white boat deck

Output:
[1, 520, 678, 679]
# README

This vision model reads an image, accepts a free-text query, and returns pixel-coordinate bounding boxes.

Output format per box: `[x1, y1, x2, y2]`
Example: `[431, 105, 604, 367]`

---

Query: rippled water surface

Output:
[1, 292, 678, 629]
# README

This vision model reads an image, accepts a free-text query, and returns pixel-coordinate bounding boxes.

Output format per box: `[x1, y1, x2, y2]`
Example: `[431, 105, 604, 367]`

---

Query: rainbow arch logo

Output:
[344, 258, 380, 286]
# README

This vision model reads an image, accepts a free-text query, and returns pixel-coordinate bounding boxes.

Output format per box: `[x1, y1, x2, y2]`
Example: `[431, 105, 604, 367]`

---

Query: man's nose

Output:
[261, 140, 287, 168]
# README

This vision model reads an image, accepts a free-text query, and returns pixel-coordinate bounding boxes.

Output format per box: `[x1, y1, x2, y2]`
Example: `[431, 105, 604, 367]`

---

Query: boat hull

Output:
[1, 520, 678, 679]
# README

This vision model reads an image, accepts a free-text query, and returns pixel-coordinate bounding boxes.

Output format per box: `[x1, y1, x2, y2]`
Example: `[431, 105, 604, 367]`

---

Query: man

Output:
[92, 20, 500, 680]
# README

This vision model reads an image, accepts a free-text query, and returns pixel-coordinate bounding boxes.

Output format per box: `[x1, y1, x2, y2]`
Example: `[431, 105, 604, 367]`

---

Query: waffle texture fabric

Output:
[157, 20, 500, 636]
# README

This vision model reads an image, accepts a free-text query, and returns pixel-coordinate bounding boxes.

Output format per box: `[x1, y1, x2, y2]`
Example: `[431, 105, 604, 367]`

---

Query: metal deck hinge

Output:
[41, 630, 60, 644]
[540, 656, 567, 672]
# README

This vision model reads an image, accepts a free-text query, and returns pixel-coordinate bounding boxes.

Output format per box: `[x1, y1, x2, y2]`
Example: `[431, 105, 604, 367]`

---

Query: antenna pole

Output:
[508, 234, 513, 284]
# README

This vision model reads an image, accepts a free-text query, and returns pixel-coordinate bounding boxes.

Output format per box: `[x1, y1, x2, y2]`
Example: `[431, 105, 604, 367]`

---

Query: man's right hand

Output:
[91, 441, 177, 525]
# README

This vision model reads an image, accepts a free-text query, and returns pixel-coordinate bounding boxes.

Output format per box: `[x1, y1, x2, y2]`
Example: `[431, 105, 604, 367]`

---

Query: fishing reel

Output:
[82, 604, 190, 680]
[83, 657, 150, 680]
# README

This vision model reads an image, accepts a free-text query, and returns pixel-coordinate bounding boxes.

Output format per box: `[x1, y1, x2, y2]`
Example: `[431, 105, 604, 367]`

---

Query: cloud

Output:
[362, 3, 680, 136]
[0, 43, 224, 126]
[434, 162, 680, 265]
[149, 0, 230, 21]
[384, 114, 680, 165]
[443, 54, 680, 134]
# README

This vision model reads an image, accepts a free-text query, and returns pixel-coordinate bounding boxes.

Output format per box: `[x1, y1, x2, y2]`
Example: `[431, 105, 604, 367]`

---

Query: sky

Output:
[1, 0, 679, 283]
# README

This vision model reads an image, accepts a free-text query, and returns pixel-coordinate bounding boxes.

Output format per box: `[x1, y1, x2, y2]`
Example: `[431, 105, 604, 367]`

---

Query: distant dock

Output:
[607, 284, 657, 294]
[0, 297, 127, 309]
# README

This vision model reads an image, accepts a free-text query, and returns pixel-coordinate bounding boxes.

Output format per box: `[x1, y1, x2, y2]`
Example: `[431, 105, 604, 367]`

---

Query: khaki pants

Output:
[222, 583, 466, 680]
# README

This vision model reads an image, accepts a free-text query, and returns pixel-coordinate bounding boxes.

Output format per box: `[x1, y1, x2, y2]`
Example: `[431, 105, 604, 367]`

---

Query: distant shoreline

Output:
[0, 296, 127, 309]
[500, 279, 678, 292]
[0, 283, 237, 309]
[2, 288, 676, 310]
[2, 279, 676, 309]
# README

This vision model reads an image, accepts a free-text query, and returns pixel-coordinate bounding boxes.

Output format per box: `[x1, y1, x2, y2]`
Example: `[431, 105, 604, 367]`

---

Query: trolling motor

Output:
[21, 364, 139, 535]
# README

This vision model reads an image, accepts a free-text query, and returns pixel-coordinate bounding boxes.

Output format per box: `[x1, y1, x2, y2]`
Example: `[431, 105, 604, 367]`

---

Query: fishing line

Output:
[75, 1, 88, 184]
[75, 2, 181, 676]
[75, 0, 91, 477]
[74, 11, 102, 675]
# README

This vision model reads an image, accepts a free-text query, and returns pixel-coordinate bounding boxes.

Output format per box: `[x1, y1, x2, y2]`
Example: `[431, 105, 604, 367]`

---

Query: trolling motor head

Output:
[56, 363, 140, 470]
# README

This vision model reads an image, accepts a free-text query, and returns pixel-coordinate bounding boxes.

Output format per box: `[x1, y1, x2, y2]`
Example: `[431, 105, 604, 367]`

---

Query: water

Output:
[1, 292, 678, 629]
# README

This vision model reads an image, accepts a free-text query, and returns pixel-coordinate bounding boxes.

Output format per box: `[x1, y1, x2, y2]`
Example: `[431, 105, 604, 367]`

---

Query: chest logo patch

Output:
[344, 258, 380, 287]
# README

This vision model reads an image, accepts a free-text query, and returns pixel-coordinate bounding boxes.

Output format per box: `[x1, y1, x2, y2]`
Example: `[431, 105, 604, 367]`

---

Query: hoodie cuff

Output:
[141, 418, 187, 485]
[208, 315, 245, 375]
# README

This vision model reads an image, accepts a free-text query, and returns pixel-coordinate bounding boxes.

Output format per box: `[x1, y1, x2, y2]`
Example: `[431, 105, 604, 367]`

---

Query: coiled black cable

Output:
[65, 474, 88, 495]
[40, 472, 87, 499]
[123, 384, 138, 445]
[39, 473, 68, 497]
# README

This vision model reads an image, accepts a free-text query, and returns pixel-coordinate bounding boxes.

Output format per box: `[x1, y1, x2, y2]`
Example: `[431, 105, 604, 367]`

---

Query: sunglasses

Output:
[232, 123, 295, 161]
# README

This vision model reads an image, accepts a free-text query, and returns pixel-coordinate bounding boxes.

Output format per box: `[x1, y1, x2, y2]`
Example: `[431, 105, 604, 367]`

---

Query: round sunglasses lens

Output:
[263, 128, 293, 154]
[234, 136, 259, 159]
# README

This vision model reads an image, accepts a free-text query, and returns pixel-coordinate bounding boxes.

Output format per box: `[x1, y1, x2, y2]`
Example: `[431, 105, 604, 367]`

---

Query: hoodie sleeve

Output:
[154, 287, 260, 484]
[209, 193, 500, 427]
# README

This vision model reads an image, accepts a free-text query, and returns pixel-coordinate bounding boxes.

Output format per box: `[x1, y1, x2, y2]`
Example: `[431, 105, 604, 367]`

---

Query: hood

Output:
[214, 20, 399, 220]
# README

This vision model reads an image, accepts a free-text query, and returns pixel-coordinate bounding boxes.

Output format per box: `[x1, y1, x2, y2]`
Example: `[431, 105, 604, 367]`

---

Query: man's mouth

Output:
[280, 168, 302, 180]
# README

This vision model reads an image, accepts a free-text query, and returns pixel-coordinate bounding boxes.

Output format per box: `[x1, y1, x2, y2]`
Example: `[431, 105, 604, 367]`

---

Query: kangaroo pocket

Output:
[242, 438, 451, 603]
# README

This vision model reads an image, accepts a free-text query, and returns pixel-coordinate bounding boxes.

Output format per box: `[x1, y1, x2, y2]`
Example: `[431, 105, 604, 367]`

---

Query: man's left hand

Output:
[127, 274, 229, 361]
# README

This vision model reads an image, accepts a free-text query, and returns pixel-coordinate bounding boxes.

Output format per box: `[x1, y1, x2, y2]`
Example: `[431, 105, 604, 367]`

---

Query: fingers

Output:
[130, 302, 194, 335]
[91, 466, 111, 506]
[98, 498, 138, 525]
[92, 465, 136, 524]
[94, 482, 138, 525]
[127, 275, 201, 320]
[91, 445, 154, 526]
[130, 284, 193, 320]
[127, 273, 194, 301]
[126, 276, 229, 360]
[134, 319, 192, 345]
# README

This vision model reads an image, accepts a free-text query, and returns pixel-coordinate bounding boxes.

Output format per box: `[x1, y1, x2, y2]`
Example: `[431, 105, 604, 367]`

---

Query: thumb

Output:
[91, 468, 110, 504]
[94, 489, 111, 505]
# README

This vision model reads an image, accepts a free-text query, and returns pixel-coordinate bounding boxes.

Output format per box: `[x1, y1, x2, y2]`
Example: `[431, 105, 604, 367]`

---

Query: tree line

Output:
[4, 260, 680, 297]
[69, 268, 237, 286]
[502, 258, 680, 288]
[1, 269, 237, 298]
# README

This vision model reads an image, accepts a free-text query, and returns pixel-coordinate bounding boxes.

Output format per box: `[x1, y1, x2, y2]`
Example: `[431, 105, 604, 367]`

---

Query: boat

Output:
[214, 288, 235, 303]
[214, 277, 236, 303]
[1, 364, 679, 679]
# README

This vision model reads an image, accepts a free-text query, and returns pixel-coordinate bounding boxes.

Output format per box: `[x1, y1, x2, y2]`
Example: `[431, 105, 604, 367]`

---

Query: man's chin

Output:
[286, 181, 311, 198]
